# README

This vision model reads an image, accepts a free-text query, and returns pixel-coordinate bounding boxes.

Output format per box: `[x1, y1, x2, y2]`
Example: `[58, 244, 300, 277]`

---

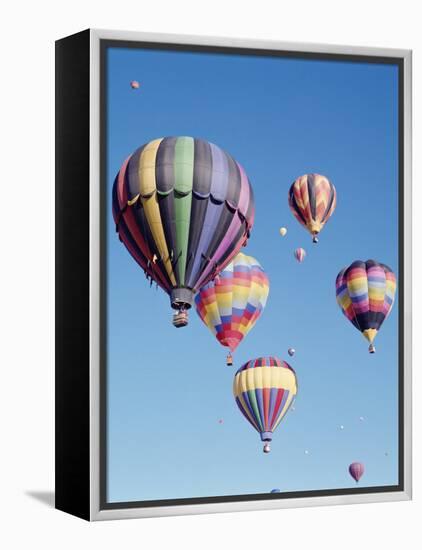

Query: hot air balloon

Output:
[287, 348, 295, 357]
[130, 80, 140, 89]
[294, 248, 306, 263]
[279, 227, 287, 237]
[195, 253, 269, 365]
[349, 462, 364, 483]
[335, 260, 397, 353]
[288, 174, 336, 243]
[113, 137, 255, 327]
[233, 357, 298, 453]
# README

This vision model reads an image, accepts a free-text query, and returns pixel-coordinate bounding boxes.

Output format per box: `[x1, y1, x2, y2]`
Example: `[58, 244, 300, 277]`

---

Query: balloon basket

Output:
[368, 344, 376, 354]
[226, 353, 233, 366]
[263, 442, 271, 453]
[172, 310, 188, 328]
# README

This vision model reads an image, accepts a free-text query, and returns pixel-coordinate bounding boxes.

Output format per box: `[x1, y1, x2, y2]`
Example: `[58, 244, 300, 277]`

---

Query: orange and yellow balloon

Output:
[288, 173, 336, 243]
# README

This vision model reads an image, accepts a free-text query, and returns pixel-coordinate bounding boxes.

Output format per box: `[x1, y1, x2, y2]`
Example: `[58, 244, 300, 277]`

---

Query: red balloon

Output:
[294, 248, 306, 263]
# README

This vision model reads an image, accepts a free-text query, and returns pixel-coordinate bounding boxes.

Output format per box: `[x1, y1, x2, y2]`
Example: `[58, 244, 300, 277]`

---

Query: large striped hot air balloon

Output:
[195, 253, 269, 365]
[336, 260, 397, 353]
[113, 137, 255, 327]
[288, 173, 336, 243]
[233, 357, 298, 453]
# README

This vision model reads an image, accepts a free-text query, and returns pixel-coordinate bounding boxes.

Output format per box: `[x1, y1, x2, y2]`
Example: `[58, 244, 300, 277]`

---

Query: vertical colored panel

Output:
[174, 137, 194, 285]
[138, 138, 176, 285]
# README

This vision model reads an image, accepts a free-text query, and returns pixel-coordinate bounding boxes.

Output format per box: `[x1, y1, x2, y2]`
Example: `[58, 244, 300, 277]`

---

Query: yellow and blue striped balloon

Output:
[336, 259, 397, 353]
[233, 357, 298, 453]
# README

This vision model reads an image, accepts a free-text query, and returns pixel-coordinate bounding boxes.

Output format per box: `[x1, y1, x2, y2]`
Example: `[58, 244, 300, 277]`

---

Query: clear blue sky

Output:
[105, 46, 399, 503]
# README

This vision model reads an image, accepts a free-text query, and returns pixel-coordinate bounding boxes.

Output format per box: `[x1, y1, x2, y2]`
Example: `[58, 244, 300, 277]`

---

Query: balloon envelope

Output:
[349, 462, 364, 482]
[233, 357, 297, 452]
[113, 137, 255, 322]
[288, 174, 336, 242]
[288, 348, 295, 357]
[195, 253, 269, 355]
[130, 80, 140, 89]
[279, 227, 287, 237]
[294, 248, 306, 263]
[336, 259, 396, 352]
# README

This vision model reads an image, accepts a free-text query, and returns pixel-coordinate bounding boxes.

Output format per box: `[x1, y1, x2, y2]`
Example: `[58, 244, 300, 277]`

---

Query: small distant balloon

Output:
[279, 227, 287, 237]
[349, 462, 364, 483]
[288, 348, 295, 357]
[271, 489, 281, 493]
[294, 248, 306, 263]
[218, 419, 223, 424]
[130, 80, 140, 89]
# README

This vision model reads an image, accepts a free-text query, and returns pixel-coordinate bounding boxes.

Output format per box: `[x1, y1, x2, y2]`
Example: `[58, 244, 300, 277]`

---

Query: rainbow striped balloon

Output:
[288, 173, 336, 243]
[195, 253, 269, 363]
[233, 357, 297, 453]
[336, 259, 397, 353]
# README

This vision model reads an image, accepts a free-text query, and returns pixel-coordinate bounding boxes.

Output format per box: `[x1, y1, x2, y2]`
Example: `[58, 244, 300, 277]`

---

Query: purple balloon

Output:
[349, 462, 365, 483]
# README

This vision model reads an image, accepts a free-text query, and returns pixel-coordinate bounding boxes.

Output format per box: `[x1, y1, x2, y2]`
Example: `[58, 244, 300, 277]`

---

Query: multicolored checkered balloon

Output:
[195, 253, 269, 365]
